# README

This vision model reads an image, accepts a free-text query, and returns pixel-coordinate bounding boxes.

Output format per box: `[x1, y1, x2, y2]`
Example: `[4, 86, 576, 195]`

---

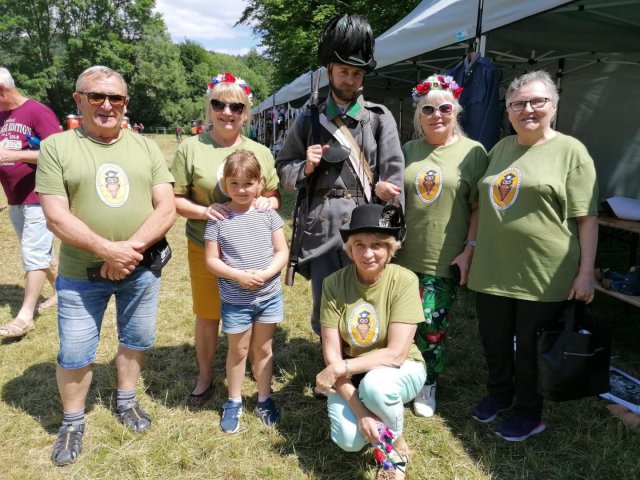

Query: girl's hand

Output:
[235, 270, 264, 290]
[203, 202, 230, 221]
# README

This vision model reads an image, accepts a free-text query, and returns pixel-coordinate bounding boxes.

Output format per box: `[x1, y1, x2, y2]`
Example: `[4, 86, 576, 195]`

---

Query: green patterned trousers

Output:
[414, 272, 459, 385]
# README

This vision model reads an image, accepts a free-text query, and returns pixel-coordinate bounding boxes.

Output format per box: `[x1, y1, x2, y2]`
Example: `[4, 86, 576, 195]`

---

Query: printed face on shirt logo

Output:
[347, 303, 379, 347]
[415, 165, 443, 204]
[96, 163, 129, 207]
[490, 168, 521, 211]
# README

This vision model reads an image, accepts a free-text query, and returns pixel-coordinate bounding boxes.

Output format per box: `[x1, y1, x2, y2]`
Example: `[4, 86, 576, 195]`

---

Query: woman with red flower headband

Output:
[170, 73, 281, 407]
[395, 74, 488, 418]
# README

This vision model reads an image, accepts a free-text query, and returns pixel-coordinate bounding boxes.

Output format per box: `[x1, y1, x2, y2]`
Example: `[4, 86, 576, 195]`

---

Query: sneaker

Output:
[413, 383, 436, 417]
[254, 397, 280, 426]
[51, 423, 84, 466]
[495, 413, 546, 441]
[471, 395, 512, 423]
[220, 400, 243, 434]
[116, 400, 152, 432]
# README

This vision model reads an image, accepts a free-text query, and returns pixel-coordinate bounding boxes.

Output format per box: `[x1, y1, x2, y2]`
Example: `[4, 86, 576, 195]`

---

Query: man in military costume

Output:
[277, 14, 404, 334]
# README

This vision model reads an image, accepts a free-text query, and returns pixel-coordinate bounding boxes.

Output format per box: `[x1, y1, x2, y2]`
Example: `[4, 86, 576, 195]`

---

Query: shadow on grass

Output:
[0, 283, 26, 320]
[1, 361, 122, 434]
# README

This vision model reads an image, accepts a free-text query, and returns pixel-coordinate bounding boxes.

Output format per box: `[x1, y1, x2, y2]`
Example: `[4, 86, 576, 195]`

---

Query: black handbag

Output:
[537, 300, 611, 402]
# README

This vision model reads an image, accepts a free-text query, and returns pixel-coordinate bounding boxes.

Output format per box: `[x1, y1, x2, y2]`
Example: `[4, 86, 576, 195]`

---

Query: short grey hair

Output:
[75, 66, 127, 94]
[505, 70, 559, 106]
[0, 67, 16, 89]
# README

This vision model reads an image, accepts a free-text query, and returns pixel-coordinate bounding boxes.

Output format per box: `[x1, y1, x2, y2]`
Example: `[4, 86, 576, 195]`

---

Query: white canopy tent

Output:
[254, 0, 640, 197]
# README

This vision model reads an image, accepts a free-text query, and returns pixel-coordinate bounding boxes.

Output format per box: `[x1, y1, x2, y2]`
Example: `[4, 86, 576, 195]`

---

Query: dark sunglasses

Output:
[210, 99, 245, 114]
[78, 91, 128, 107]
[420, 103, 454, 116]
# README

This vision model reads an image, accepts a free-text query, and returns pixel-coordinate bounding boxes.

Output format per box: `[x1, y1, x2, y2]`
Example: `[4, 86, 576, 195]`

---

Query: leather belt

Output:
[316, 188, 363, 200]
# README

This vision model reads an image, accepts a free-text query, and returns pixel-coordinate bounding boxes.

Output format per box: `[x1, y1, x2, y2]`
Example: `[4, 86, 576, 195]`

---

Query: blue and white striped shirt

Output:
[204, 208, 284, 304]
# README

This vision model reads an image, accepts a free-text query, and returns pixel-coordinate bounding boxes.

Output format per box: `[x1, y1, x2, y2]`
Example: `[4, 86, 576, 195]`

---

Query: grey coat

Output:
[276, 94, 404, 277]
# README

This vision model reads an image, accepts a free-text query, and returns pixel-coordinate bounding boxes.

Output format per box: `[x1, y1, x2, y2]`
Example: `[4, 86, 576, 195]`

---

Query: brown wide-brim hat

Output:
[339, 204, 402, 242]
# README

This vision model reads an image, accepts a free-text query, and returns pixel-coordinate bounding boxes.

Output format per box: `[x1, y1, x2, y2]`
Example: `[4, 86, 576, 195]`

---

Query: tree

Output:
[238, 0, 422, 87]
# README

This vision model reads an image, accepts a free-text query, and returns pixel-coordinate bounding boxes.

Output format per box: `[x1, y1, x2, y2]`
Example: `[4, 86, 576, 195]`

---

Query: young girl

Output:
[204, 149, 288, 434]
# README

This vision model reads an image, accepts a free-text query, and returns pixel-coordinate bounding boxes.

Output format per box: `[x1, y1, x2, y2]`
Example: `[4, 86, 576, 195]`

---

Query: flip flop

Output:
[0, 318, 35, 338]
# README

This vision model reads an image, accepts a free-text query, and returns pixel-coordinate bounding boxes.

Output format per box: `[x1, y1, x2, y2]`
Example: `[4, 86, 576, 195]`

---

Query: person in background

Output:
[277, 14, 404, 336]
[204, 150, 288, 434]
[395, 75, 488, 417]
[37, 65, 175, 465]
[316, 203, 425, 480]
[170, 72, 280, 407]
[0, 66, 59, 338]
[468, 70, 598, 441]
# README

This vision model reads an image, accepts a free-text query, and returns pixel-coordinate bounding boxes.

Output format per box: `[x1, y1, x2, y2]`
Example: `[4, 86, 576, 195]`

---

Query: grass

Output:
[1, 133, 639, 479]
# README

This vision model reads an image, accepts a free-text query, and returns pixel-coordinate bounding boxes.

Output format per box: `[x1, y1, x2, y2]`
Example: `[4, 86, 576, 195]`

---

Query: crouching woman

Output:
[315, 204, 426, 479]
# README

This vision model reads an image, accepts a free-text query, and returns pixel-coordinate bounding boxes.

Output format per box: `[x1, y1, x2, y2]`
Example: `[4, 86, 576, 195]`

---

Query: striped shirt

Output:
[204, 208, 284, 304]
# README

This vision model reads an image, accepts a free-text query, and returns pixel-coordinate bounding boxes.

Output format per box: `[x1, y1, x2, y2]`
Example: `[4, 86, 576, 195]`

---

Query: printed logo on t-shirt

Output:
[490, 167, 521, 211]
[415, 165, 443, 204]
[96, 163, 129, 207]
[347, 303, 380, 347]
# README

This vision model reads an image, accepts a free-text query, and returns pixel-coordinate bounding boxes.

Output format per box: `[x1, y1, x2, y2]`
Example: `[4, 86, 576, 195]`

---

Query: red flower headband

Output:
[412, 74, 463, 102]
[207, 72, 253, 99]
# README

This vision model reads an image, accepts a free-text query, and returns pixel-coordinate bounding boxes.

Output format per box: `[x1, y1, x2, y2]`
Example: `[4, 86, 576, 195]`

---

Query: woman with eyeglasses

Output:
[170, 72, 280, 407]
[394, 74, 488, 418]
[468, 70, 598, 441]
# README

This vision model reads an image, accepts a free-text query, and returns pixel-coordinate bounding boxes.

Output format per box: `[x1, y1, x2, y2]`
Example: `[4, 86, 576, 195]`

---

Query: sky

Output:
[154, 0, 262, 56]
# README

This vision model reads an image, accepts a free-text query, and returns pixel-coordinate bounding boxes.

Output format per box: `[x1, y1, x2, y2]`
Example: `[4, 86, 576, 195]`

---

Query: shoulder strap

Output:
[333, 116, 374, 198]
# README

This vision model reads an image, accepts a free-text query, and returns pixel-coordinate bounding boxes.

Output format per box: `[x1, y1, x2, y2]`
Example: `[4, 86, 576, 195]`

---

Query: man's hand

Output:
[101, 240, 144, 277]
[304, 144, 330, 175]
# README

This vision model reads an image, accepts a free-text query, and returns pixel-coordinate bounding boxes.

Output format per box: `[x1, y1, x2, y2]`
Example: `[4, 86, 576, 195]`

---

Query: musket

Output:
[285, 70, 323, 286]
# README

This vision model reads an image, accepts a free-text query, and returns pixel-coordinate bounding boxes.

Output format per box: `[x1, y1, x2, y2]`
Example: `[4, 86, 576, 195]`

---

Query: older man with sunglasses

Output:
[35, 66, 176, 466]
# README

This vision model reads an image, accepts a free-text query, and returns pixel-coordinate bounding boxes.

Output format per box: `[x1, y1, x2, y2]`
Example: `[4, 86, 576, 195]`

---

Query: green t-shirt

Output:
[320, 263, 424, 363]
[36, 127, 174, 278]
[395, 137, 488, 276]
[171, 133, 279, 246]
[468, 133, 598, 301]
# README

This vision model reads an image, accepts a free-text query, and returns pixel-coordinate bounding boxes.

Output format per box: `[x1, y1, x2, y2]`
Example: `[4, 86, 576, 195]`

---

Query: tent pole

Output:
[553, 58, 565, 130]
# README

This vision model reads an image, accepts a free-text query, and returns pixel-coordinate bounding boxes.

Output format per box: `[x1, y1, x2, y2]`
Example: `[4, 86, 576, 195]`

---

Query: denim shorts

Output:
[221, 292, 284, 334]
[8, 204, 55, 271]
[56, 267, 161, 369]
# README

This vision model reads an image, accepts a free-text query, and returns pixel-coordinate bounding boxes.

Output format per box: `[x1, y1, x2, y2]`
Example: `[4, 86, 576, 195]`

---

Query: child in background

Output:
[204, 149, 288, 434]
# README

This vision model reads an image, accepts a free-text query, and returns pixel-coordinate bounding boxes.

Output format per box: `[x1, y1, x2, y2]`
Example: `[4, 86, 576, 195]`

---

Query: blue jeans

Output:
[56, 267, 161, 369]
[327, 360, 426, 452]
[221, 292, 284, 334]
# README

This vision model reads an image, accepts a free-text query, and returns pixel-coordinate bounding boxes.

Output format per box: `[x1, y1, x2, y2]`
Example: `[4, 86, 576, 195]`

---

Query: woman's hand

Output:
[568, 271, 595, 303]
[315, 361, 345, 395]
[254, 196, 274, 211]
[374, 181, 401, 201]
[203, 202, 230, 221]
[358, 413, 383, 444]
[451, 247, 474, 285]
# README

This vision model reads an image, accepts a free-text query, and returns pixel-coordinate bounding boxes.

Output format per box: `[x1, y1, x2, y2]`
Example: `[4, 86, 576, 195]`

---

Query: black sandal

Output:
[186, 382, 213, 408]
[51, 423, 84, 466]
[116, 400, 152, 432]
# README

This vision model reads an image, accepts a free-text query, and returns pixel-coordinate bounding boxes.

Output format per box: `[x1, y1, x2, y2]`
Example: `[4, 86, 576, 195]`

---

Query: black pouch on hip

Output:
[140, 237, 172, 271]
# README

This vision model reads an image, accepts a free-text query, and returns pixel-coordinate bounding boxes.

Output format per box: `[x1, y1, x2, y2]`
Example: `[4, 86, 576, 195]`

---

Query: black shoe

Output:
[116, 400, 152, 432]
[471, 395, 512, 423]
[51, 423, 84, 466]
[185, 382, 213, 408]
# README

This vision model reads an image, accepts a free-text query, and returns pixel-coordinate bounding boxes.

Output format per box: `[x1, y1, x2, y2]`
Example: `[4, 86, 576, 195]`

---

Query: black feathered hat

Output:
[318, 14, 377, 72]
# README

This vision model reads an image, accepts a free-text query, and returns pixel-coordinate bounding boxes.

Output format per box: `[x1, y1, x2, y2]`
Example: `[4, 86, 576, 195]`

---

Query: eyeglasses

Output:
[420, 103, 454, 116]
[210, 99, 245, 115]
[77, 91, 128, 107]
[507, 97, 551, 112]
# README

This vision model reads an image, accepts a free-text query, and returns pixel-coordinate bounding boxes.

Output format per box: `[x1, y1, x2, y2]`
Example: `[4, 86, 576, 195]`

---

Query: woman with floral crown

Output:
[394, 74, 488, 417]
[170, 73, 280, 407]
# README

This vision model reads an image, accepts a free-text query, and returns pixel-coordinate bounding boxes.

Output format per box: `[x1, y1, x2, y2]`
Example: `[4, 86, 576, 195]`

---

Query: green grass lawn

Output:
[0, 134, 639, 479]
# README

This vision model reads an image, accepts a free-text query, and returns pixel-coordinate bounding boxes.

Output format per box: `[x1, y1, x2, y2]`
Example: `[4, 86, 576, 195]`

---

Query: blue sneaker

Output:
[254, 398, 280, 426]
[495, 413, 545, 442]
[220, 400, 243, 434]
[471, 395, 512, 423]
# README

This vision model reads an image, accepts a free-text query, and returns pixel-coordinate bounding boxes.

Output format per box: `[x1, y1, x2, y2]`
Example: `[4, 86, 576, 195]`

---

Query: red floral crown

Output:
[207, 72, 252, 99]
[412, 74, 463, 102]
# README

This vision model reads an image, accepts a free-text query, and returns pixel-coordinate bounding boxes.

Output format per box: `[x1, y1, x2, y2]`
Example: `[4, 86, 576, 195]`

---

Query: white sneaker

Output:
[413, 383, 436, 417]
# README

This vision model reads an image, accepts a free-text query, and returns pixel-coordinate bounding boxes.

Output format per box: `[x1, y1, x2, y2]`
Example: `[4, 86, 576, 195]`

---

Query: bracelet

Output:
[344, 359, 352, 379]
[465, 240, 476, 247]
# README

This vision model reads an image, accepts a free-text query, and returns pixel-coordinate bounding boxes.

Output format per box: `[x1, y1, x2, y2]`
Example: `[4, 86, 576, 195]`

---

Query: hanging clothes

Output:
[447, 54, 501, 151]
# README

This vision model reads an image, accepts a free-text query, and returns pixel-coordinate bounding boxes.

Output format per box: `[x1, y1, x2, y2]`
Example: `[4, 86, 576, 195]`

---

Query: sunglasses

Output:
[78, 91, 128, 107]
[210, 99, 245, 115]
[420, 103, 454, 116]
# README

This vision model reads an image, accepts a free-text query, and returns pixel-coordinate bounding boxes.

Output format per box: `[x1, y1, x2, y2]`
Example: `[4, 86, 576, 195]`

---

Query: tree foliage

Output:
[238, 0, 422, 87]
[0, 0, 274, 128]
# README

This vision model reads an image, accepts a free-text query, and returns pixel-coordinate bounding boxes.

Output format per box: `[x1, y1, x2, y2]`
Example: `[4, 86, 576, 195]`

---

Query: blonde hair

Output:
[344, 232, 402, 260]
[205, 82, 252, 127]
[413, 89, 465, 140]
